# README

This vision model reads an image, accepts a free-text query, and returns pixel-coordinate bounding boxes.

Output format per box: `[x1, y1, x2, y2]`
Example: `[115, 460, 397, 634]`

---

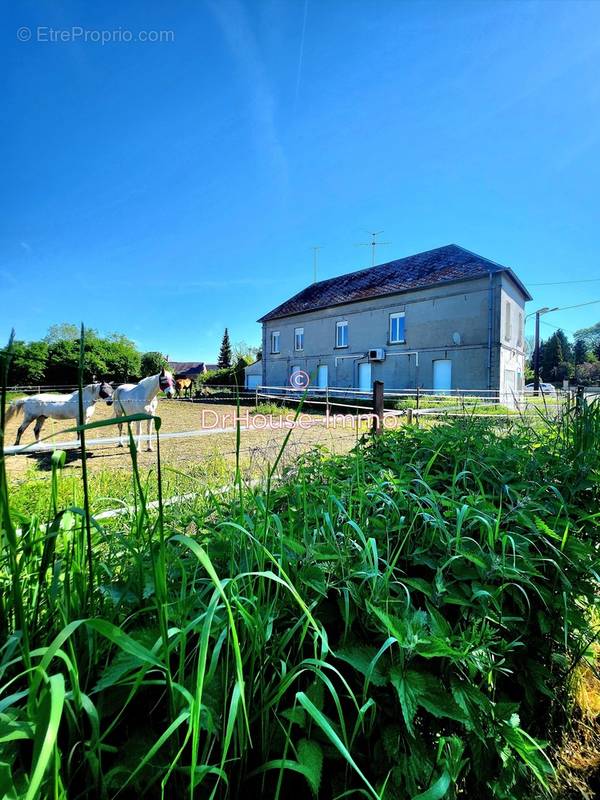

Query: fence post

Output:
[255, 387, 258, 408]
[416, 386, 420, 410]
[575, 385, 584, 417]
[372, 380, 384, 435]
[326, 386, 330, 418]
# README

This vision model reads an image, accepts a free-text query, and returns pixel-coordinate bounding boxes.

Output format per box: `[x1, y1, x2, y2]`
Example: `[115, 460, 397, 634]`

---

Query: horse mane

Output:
[137, 374, 160, 388]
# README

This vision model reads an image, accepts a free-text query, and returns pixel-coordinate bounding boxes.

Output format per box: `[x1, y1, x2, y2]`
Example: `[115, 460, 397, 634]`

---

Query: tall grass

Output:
[0, 333, 599, 798]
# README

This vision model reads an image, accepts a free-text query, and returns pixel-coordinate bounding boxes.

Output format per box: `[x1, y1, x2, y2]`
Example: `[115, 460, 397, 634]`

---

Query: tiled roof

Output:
[258, 244, 531, 322]
[168, 361, 209, 376]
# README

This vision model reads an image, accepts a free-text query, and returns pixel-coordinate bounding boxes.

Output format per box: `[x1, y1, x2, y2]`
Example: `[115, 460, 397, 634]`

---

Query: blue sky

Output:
[3, 0, 600, 360]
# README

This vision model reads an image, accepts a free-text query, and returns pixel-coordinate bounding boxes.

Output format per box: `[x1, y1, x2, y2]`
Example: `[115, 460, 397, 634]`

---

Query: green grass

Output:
[394, 395, 517, 413]
[1, 335, 599, 799]
[6, 457, 231, 519]
[251, 402, 287, 415]
[5, 390, 26, 403]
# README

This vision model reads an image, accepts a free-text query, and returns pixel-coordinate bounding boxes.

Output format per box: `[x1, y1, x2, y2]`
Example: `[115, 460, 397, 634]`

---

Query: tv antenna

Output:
[356, 230, 390, 267]
[311, 245, 322, 283]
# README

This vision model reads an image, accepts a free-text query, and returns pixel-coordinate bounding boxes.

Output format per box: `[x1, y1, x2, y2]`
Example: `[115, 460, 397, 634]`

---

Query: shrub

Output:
[251, 402, 286, 415]
[200, 356, 252, 387]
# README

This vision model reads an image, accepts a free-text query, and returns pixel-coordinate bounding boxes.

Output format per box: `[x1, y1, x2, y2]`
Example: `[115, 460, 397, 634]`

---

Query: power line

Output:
[528, 277, 600, 286]
[526, 298, 600, 321]
[553, 298, 600, 312]
[539, 320, 577, 337]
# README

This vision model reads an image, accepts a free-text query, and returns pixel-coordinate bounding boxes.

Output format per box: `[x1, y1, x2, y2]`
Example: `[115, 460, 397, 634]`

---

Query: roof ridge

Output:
[258, 244, 530, 322]
[448, 243, 508, 272]
[309, 243, 458, 288]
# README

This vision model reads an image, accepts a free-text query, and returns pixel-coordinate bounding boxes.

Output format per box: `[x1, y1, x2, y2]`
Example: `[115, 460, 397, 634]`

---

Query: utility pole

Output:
[533, 311, 541, 393]
[356, 231, 391, 267]
[530, 306, 559, 394]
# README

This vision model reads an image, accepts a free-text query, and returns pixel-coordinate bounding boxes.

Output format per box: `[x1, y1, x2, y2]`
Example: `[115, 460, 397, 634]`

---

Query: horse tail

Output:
[111, 387, 125, 415]
[6, 398, 26, 423]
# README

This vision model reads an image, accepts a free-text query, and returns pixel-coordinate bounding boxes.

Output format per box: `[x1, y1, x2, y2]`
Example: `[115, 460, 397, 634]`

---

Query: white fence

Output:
[0, 382, 578, 458]
[254, 384, 569, 413]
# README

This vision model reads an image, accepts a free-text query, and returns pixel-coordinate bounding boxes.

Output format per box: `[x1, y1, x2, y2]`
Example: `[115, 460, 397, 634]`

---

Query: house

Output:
[244, 359, 262, 390]
[257, 244, 531, 397]
[168, 361, 218, 378]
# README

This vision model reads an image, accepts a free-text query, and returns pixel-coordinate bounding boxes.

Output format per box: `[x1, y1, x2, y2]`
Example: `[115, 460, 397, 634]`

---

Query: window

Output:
[336, 321, 348, 348]
[517, 312, 523, 348]
[271, 331, 280, 353]
[294, 327, 304, 351]
[389, 312, 406, 343]
[504, 301, 512, 341]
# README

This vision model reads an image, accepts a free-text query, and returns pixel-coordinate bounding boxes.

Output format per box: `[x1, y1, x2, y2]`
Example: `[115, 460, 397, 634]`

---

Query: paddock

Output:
[3, 397, 362, 480]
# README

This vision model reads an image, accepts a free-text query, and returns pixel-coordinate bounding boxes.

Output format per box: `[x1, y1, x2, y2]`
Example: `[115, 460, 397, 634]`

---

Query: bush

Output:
[251, 402, 286, 415]
[575, 361, 600, 386]
[200, 355, 252, 387]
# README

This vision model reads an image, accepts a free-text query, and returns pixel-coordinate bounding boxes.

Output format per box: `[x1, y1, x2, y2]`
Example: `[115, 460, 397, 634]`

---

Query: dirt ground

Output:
[4, 398, 363, 480]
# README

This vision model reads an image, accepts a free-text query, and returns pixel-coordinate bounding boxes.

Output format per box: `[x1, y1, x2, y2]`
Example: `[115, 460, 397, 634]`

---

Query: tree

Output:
[574, 338, 589, 366]
[540, 334, 562, 381]
[6, 325, 144, 386]
[45, 337, 80, 384]
[104, 333, 141, 381]
[232, 340, 260, 363]
[8, 340, 48, 385]
[574, 321, 600, 357]
[218, 328, 232, 369]
[141, 351, 167, 377]
[540, 329, 573, 381]
[44, 323, 82, 343]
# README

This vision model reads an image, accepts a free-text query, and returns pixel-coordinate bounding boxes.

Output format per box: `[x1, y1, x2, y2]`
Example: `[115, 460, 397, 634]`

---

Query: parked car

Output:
[525, 382, 557, 394]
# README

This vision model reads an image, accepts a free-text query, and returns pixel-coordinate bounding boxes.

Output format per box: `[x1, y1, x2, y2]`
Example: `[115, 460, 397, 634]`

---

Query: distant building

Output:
[244, 359, 262, 390]
[168, 361, 218, 378]
[257, 244, 531, 398]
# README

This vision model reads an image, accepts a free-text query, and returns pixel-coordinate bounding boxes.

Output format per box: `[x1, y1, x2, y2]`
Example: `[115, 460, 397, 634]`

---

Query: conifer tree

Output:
[218, 328, 232, 368]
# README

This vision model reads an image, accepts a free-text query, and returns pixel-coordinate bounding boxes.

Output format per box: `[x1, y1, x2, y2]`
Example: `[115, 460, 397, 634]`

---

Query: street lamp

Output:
[526, 306, 559, 393]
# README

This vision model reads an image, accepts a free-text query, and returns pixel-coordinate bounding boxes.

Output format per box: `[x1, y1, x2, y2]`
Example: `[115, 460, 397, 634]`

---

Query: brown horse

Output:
[175, 376, 194, 398]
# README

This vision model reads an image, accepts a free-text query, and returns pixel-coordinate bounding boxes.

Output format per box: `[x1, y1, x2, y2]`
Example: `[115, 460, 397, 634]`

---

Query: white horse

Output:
[7, 382, 114, 446]
[110, 368, 175, 451]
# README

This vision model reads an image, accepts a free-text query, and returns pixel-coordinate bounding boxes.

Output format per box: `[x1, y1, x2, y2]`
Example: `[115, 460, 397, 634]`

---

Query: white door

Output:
[433, 359, 452, 394]
[317, 365, 328, 388]
[246, 375, 261, 390]
[503, 369, 517, 405]
[358, 362, 372, 391]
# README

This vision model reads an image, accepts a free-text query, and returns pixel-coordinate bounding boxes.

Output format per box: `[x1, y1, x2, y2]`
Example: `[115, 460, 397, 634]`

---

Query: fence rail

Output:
[2, 382, 587, 458]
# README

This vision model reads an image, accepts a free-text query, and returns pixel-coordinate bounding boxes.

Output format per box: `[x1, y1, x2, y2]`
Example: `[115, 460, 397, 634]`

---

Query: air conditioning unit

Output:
[369, 348, 386, 361]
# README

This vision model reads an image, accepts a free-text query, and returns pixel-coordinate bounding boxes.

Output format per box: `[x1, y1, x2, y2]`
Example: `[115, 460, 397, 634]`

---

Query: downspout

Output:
[262, 324, 267, 387]
[487, 272, 493, 391]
